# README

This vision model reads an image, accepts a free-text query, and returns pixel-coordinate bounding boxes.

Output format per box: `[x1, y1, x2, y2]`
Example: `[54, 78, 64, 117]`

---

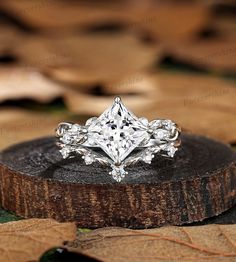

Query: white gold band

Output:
[56, 97, 181, 182]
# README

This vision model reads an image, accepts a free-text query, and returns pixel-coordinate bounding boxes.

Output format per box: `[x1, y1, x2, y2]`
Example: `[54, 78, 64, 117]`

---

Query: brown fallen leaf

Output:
[67, 225, 236, 262]
[0, 67, 64, 103]
[0, 109, 71, 149]
[0, 0, 130, 29]
[0, 24, 23, 56]
[213, 17, 236, 40]
[0, 218, 76, 262]
[17, 33, 159, 85]
[168, 38, 236, 72]
[63, 72, 236, 143]
[145, 72, 236, 143]
[63, 73, 158, 114]
[132, 3, 209, 42]
[0, 0, 209, 43]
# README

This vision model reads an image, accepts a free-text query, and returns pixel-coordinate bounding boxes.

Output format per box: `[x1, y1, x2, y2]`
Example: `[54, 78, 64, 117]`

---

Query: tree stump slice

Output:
[0, 133, 236, 228]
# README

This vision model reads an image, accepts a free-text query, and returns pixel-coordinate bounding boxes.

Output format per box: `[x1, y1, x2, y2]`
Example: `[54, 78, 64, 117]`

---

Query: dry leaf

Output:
[145, 72, 236, 143]
[63, 74, 158, 114]
[0, 109, 69, 149]
[63, 72, 236, 143]
[168, 39, 236, 72]
[0, 218, 76, 262]
[133, 4, 209, 42]
[0, 24, 22, 56]
[0, 0, 129, 29]
[67, 225, 236, 262]
[0, 67, 64, 103]
[0, 0, 209, 42]
[17, 33, 159, 85]
[213, 17, 236, 40]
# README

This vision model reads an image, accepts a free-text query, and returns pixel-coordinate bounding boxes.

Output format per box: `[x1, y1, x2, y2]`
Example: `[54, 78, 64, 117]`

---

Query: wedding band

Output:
[56, 97, 181, 182]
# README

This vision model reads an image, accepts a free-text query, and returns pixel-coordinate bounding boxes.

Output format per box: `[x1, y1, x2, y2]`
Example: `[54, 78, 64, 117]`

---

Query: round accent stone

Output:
[84, 154, 94, 165]
[111, 166, 126, 182]
[153, 129, 170, 140]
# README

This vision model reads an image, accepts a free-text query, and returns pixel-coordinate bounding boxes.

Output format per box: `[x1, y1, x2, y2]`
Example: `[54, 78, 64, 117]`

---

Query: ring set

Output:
[56, 97, 181, 182]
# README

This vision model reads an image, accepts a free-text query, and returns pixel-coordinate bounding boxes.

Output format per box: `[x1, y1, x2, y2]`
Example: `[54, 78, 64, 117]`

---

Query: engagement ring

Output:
[56, 97, 181, 182]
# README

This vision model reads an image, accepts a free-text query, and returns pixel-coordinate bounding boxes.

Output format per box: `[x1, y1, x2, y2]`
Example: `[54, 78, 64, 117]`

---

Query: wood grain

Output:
[0, 133, 236, 228]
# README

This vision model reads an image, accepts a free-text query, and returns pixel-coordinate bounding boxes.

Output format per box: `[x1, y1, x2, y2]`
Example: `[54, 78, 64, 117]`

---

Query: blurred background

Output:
[0, 0, 235, 149]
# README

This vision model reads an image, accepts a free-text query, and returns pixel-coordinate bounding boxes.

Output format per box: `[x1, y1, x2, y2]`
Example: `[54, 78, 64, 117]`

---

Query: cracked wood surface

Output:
[0, 133, 236, 228]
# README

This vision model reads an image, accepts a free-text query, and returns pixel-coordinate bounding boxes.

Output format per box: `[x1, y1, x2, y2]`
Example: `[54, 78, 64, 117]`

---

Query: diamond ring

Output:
[56, 97, 181, 182]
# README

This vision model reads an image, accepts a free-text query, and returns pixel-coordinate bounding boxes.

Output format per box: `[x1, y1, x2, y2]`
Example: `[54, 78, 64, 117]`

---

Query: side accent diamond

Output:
[56, 97, 181, 182]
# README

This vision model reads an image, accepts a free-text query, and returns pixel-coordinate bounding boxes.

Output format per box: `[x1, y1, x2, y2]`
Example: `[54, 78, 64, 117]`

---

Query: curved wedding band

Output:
[56, 97, 181, 182]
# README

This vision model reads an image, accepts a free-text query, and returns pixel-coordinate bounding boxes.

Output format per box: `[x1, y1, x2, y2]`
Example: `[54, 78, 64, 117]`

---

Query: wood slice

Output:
[0, 133, 236, 228]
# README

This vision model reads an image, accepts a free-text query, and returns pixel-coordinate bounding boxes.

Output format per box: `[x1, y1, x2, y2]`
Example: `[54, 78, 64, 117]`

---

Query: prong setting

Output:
[115, 96, 121, 103]
[56, 98, 181, 182]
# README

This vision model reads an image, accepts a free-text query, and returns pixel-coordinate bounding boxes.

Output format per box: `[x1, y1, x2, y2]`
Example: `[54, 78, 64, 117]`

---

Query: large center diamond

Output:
[86, 98, 149, 163]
